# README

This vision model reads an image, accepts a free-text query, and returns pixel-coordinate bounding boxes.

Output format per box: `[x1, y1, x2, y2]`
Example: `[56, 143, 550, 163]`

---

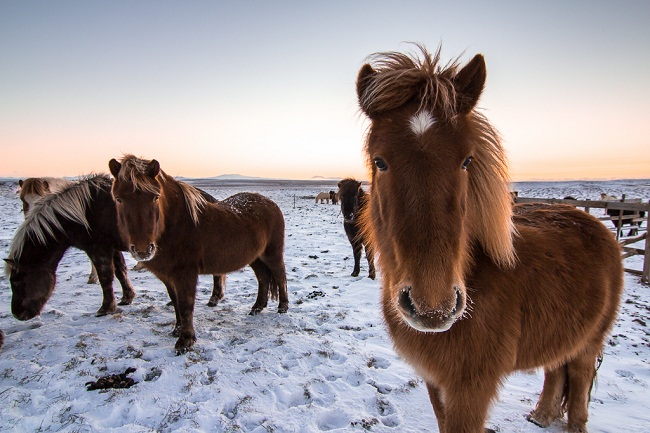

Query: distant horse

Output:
[18, 177, 72, 215]
[109, 155, 288, 353]
[17, 177, 99, 284]
[600, 193, 645, 237]
[315, 192, 330, 204]
[329, 190, 339, 205]
[4, 175, 136, 319]
[356, 46, 623, 433]
[338, 178, 375, 279]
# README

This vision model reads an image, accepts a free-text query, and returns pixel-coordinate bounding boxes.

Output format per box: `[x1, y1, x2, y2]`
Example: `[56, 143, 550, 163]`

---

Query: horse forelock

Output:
[7, 175, 108, 264]
[359, 44, 461, 119]
[115, 155, 165, 195]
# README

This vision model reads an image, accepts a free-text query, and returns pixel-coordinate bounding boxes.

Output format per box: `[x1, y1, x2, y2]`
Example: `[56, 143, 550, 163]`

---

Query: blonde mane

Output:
[116, 155, 206, 225]
[7, 175, 110, 265]
[362, 46, 517, 268]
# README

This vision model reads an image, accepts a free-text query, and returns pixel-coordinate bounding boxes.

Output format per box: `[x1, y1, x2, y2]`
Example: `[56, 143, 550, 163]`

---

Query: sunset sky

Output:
[1, 1, 649, 181]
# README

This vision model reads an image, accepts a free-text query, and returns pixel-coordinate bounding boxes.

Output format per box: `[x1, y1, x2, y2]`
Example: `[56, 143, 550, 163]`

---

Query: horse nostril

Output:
[147, 243, 155, 254]
[398, 286, 417, 318]
[450, 286, 463, 316]
[129, 245, 137, 254]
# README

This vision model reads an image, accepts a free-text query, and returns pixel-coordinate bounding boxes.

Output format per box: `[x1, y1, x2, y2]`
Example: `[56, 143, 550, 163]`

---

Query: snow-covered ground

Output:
[0, 178, 648, 433]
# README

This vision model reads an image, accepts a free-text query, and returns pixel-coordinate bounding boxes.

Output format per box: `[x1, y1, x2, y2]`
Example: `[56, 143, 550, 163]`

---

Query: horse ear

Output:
[453, 54, 486, 114]
[146, 160, 160, 177]
[42, 180, 50, 192]
[4, 258, 16, 268]
[109, 159, 122, 177]
[18, 179, 24, 187]
[357, 63, 377, 117]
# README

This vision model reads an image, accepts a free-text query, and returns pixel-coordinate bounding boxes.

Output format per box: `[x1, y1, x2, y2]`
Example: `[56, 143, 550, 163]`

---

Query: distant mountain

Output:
[213, 174, 261, 180]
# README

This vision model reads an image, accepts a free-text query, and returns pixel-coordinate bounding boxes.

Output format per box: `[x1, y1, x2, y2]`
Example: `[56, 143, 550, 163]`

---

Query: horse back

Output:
[186, 192, 285, 275]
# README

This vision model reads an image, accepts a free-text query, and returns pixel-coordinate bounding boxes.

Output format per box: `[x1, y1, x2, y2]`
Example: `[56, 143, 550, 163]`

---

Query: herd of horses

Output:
[2, 46, 627, 433]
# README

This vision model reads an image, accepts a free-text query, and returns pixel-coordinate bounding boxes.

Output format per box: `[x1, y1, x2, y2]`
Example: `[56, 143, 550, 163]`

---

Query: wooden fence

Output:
[513, 194, 649, 284]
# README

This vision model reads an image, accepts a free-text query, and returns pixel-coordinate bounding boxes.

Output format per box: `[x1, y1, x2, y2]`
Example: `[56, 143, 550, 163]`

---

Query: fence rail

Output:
[513, 194, 649, 284]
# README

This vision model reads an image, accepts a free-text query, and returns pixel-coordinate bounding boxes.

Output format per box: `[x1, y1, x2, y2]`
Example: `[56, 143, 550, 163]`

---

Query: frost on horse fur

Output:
[356, 45, 623, 433]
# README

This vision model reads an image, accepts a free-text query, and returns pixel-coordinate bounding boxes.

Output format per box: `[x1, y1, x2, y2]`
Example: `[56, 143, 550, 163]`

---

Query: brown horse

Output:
[356, 46, 623, 433]
[338, 178, 375, 279]
[18, 177, 99, 284]
[109, 155, 288, 353]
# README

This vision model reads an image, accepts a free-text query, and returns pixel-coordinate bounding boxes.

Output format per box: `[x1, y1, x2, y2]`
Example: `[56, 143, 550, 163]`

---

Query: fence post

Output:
[639, 200, 650, 284]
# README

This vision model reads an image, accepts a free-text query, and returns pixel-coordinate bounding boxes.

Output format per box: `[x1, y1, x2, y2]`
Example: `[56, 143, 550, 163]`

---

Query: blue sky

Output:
[1, 1, 649, 180]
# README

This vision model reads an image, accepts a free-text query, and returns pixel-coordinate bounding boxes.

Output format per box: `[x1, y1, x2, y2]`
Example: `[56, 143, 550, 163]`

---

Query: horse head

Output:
[357, 47, 515, 333]
[338, 179, 362, 223]
[109, 156, 165, 262]
[5, 258, 56, 321]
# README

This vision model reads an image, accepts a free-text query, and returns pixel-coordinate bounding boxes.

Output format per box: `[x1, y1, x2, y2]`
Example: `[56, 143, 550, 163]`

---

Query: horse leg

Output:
[113, 251, 136, 305]
[442, 377, 500, 433]
[169, 274, 198, 353]
[528, 365, 567, 427]
[351, 240, 362, 277]
[207, 274, 225, 307]
[365, 244, 376, 280]
[163, 281, 181, 337]
[426, 382, 446, 433]
[249, 259, 272, 315]
[87, 259, 99, 284]
[89, 253, 117, 316]
[267, 257, 289, 313]
[565, 350, 599, 433]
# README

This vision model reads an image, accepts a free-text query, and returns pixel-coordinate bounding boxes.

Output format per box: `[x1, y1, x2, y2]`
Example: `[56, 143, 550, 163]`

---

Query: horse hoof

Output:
[351, 272, 359, 277]
[118, 299, 133, 306]
[87, 277, 98, 284]
[277, 305, 288, 314]
[95, 305, 116, 317]
[207, 300, 218, 307]
[526, 412, 551, 428]
[369, 273, 376, 280]
[249, 309, 261, 316]
[174, 337, 196, 354]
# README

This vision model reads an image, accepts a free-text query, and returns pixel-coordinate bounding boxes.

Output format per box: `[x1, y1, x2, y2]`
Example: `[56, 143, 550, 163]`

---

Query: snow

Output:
[0, 178, 649, 433]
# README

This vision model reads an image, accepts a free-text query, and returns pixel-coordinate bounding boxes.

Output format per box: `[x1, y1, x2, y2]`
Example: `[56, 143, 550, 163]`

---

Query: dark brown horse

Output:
[338, 178, 375, 279]
[356, 46, 623, 433]
[4, 175, 136, 319]
[109, 155, 288, 353]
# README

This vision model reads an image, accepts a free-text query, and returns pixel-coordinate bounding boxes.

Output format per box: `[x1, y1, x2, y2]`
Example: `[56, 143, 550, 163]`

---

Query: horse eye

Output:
[114, 197, 122, 204]
[374, 157, 388, 172]
[153, 195, 160, 203]
[461, 156, 473, 170]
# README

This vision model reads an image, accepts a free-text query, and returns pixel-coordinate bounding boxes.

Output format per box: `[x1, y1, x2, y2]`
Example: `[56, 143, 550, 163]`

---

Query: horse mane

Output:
[6, 175, 111, 266]
[115, 155, 206, 225]
[361, 45, 517, 268]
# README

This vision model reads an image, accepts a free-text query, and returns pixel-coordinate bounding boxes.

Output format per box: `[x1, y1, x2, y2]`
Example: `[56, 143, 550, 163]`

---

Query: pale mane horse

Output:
[315, 192, 330, 204]
[18, 177, 98, 284]
[356, 45, 623, 433]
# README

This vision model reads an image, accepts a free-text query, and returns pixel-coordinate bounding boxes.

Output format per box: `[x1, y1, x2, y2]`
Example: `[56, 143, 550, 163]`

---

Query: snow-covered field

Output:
[0, 178, 649, 433]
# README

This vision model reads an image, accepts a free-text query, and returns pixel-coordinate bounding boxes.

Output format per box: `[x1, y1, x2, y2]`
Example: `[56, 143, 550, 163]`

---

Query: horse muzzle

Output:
[129, 243, 157, 262]
[397, 285, 465, 332]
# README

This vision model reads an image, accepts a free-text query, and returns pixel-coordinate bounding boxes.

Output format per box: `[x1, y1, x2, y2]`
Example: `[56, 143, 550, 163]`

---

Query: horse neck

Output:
[17, 232, 69, 272]
[356, 189, 367, 214]
[158, 178, 191, 230]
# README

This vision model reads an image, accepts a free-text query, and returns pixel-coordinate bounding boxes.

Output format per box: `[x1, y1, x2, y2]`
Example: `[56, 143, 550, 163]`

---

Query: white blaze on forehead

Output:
[409, 110, 436, 136]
